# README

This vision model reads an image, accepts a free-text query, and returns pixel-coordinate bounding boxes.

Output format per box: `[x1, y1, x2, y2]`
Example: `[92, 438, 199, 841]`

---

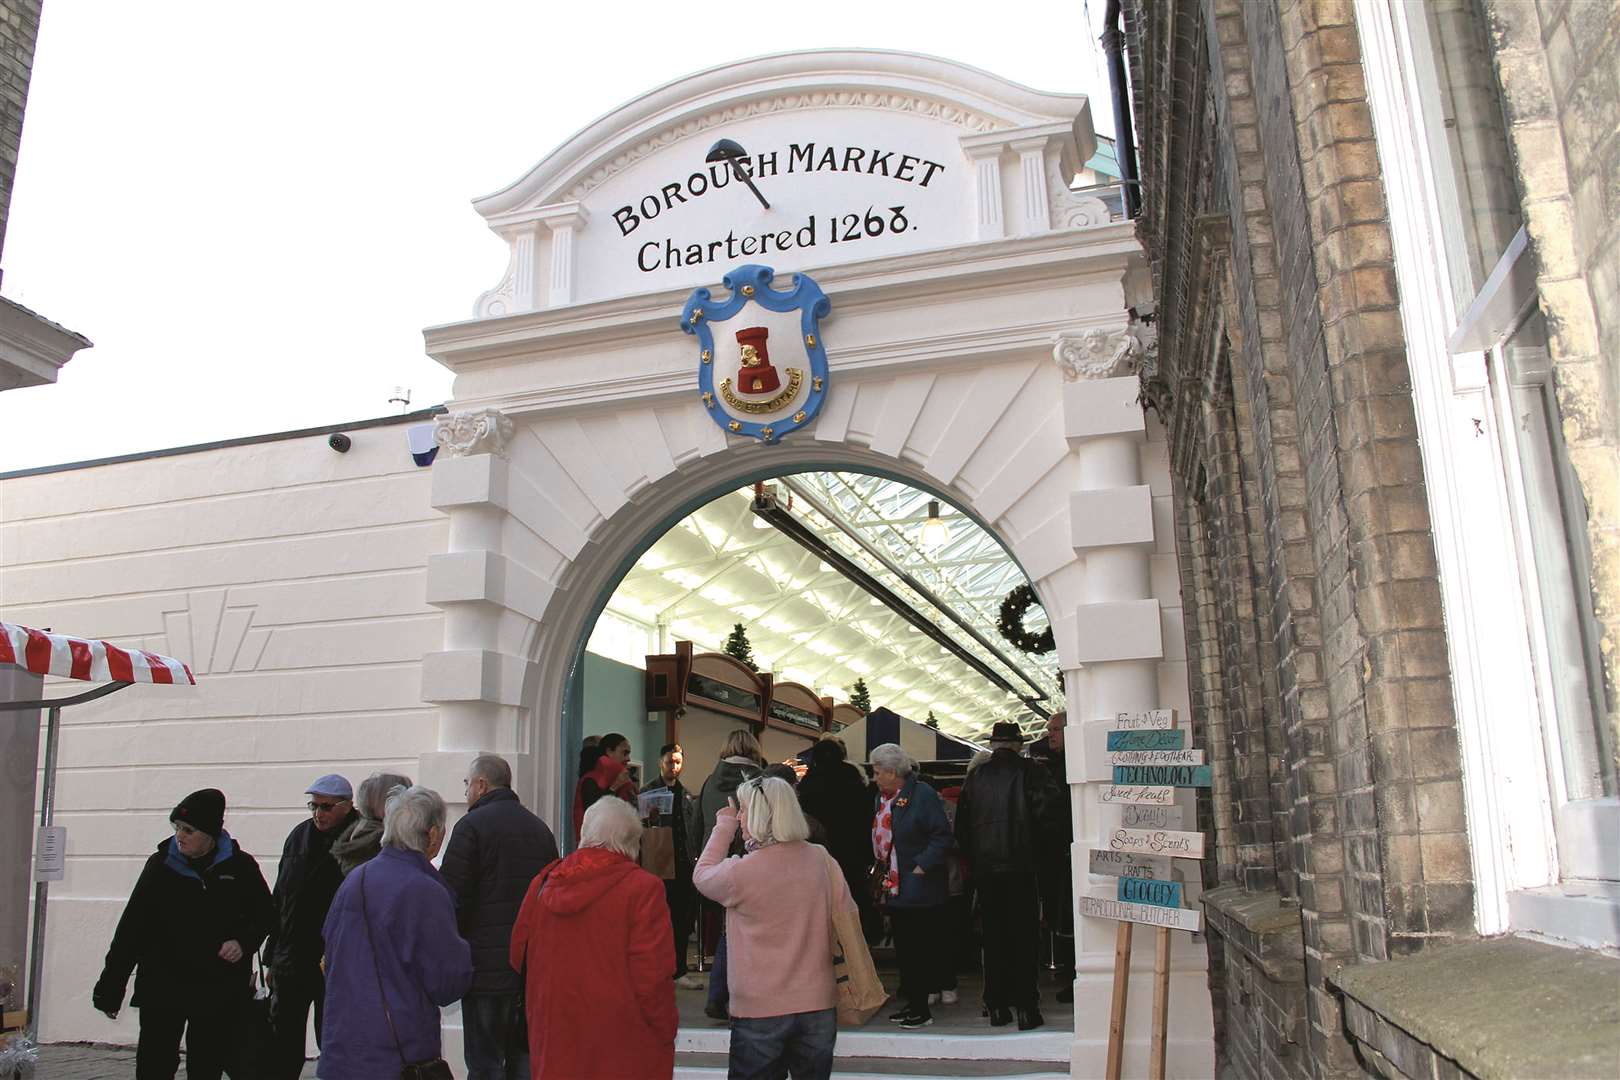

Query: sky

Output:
[0, 1, 1114, 472]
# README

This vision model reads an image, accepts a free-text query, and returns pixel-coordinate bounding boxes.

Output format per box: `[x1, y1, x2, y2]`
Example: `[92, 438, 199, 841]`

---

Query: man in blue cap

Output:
[265, 773, 356, 1078]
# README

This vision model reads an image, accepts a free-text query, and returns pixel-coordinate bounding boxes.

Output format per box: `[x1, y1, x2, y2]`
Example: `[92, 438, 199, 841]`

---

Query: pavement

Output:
[27, 967, 1078, 1078]
[28, 1042, 318, 1078]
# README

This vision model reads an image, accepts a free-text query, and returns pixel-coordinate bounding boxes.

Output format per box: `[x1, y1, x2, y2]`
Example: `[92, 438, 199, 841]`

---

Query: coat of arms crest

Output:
[681, 265, 831, 444]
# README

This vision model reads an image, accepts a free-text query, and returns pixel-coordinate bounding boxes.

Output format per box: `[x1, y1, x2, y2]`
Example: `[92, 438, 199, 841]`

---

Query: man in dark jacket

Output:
[440, 753, 560, 1080]
[956, 722, 1065, 1029]
[797, 735, 878, 937]
[265, 773, 356, 1079]
[695, 730, 765, 1019]
[93, 788, 274, 1080]
[640, 742, 704, 988]
[1027, 710, 1075, 1004]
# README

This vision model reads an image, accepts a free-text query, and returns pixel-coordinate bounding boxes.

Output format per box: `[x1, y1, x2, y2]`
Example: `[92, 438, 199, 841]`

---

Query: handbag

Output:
[866, 857, 889, 907]
[826, 855, 887, 1026]
[358, 867, 455, 1080]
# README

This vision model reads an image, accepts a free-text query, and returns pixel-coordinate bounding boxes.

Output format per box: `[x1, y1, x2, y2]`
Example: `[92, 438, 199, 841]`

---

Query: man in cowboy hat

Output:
[955, 721, 1065, 1031]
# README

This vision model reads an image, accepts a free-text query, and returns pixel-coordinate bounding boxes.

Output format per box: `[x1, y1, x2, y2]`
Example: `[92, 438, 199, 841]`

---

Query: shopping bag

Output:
[640, 824, 676, 880]
[230, 954, 275, 1079]
[825, 857, 887, 1026]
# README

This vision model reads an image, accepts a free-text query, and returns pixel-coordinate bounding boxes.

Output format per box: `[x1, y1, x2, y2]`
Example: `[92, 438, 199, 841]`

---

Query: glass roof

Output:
[596, 471, 1059, 739]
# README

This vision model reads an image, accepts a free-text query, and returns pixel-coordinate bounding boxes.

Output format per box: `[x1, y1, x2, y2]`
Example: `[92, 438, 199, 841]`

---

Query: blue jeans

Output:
[707, 927, 730, 1011]
[461, 992, 528, 1080]
[728, 1008, 836, 1080]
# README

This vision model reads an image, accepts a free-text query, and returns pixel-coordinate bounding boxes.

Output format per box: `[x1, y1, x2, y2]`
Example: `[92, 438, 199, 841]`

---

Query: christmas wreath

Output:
[998, 584, 1055, 656]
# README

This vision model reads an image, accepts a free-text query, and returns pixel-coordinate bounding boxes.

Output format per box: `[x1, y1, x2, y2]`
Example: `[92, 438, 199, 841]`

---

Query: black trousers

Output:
[979, 872, 1041, 1009]
[664, 873, 696, 976]
[889, 904, 951, 1011]
[136, 1003, 238, 1080]
[268, 966, 325, 1080]
[1038, 861, 1075, 980]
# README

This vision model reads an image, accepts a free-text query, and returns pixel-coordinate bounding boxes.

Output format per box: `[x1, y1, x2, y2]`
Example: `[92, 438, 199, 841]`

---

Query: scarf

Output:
[872, 791, 900, 898]
[331, 816, 384, 876]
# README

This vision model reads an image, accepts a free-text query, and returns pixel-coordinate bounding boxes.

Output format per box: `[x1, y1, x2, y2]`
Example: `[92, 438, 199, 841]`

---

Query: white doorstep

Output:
[676, 1024, 1071, 1062]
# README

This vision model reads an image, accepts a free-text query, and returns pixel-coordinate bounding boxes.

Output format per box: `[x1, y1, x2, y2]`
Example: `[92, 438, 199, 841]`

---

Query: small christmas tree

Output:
[722, 623, 757, 670]
[925, 710, 939, 729]
[848, 677, 871, 713]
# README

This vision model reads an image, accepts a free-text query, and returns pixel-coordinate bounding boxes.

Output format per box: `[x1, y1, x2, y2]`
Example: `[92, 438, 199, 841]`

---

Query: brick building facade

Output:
[1122, 1, 1618, 1077]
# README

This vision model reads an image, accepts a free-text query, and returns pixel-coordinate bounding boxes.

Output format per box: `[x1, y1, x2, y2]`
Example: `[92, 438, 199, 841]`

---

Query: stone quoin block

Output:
[1063, 375, 1148, 441]
[421, 648, 532, 707]
[1071, 598, 1164, 664]
[1069, 485, 1155, 550]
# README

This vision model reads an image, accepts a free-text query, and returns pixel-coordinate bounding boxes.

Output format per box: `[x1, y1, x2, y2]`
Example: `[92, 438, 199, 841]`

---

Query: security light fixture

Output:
[706, 138, 771, 210]
[919, 500, 951, 549]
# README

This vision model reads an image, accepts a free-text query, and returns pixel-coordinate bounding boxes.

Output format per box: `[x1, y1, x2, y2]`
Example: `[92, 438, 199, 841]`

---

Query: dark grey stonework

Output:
[0, 0, 41, 264]
[1122, 1, 1498, 1076]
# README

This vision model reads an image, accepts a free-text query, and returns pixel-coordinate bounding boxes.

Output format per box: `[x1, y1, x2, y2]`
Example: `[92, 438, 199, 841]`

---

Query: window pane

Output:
[1495, 309, 1614, 803]
[1423, 0, 1523, 309]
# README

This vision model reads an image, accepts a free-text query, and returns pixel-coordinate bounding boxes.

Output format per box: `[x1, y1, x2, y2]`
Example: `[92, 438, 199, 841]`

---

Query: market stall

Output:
[0, 621, 194, 1062]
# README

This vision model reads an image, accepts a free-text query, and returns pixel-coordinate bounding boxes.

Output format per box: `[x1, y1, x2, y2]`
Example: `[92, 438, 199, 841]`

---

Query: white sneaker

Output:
[940, 990, 959, 1006]
[675, 973, 705, 989]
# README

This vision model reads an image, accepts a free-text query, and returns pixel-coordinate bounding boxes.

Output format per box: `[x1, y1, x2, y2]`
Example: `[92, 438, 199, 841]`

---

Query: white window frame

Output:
[1356, 0, 1617, 948]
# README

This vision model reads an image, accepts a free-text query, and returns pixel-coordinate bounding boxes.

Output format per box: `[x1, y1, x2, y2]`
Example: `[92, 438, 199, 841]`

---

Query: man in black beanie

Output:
[93, 789, 274, 1080]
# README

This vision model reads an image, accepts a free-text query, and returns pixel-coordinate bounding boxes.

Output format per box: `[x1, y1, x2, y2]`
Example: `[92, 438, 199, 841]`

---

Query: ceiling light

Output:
[818, 560, 833, 573]
[919, 500, 951, 549]
[752, 513, 772, 529]
[869, 596, 884, 606]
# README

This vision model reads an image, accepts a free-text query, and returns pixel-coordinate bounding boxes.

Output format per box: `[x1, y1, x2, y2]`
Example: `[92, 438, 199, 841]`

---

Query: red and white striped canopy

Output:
[0, 621, 195, 685]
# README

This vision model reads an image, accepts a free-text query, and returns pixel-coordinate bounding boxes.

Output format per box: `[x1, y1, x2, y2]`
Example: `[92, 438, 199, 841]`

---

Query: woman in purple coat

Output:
[318, 785, 473, 1078]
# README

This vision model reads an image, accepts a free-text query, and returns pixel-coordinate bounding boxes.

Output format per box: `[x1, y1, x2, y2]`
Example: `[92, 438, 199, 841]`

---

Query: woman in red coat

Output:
[511, 796, 677, 1078]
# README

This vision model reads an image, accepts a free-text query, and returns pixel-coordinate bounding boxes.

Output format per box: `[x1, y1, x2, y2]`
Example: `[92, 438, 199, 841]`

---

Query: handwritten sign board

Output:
[1099, 784, 1176, 805]
[1108, 827, 1205, 860]
[1106, 730, 1186, 752]
[1081, 895, 1203, 932]
[35, 825, 66, 882]
[1090, 849, 1176, 880]
[1108, 749, 1205, 767]
[1112, 709, 1176, 730]
[1119, 803, 1185, 830]
[1113, 764, 1212, 787]
[1118, 876, 1184, 908]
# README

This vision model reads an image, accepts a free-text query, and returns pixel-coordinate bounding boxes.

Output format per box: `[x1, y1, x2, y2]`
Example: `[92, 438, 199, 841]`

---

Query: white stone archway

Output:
[417, 50, 1211, 1078]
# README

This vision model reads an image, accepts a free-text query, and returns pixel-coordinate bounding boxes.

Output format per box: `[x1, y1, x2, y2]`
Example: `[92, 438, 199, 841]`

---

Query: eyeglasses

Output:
[308, 800, 347, 813]
[171, 822, 199, 837]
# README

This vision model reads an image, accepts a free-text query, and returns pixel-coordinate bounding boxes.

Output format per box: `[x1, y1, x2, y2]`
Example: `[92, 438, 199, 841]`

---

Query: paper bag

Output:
[640, 824, 676, 880]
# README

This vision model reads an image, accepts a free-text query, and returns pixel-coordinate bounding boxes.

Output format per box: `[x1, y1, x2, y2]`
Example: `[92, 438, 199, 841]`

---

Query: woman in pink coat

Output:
[694, 776, 858, 1080]
[510, 797, 677, 1078]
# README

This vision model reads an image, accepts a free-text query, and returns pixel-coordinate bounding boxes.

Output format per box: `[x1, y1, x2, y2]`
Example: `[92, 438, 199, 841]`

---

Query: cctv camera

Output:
[328, 433, 352, 453]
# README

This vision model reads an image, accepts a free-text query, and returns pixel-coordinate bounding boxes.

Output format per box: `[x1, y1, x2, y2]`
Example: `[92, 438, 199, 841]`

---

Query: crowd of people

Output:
[90, 712, 1074, 1079]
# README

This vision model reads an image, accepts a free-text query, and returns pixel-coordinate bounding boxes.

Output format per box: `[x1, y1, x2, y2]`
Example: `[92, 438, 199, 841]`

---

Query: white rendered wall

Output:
[0, 420, 445, 1044]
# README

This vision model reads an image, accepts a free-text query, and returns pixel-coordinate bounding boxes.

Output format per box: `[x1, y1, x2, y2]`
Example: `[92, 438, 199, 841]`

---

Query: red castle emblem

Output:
[733, 326, 782, 395]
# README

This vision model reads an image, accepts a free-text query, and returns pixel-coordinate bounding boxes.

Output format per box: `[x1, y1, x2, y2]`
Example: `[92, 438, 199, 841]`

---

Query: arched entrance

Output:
[418, 49, 1211, 1078]
[559, 466, 1061, 788]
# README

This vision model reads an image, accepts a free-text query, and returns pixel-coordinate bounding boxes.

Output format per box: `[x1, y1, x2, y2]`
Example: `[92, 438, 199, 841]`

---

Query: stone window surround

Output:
[1355, 0, 1619, 949]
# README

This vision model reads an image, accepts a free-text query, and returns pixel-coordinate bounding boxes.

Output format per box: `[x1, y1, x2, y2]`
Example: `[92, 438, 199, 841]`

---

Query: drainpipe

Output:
[1101, 0, 1141, 219]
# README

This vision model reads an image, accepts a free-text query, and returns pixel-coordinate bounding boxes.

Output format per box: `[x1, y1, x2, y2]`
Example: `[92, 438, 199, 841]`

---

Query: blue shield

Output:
[681, 264, 831, 445]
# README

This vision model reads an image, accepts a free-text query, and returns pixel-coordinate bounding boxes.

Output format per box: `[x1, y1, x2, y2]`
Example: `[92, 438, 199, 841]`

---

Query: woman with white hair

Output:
[694, 776, 858, 1080]
[869, 742, 954, 1029]
[510, 796, 678, 1078]
[331, 770, 413, 876]
[318, 785, 473, 1078]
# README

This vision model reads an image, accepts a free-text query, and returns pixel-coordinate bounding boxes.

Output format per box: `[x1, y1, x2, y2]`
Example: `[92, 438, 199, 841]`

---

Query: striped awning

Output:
[0, 621, 196, 685]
